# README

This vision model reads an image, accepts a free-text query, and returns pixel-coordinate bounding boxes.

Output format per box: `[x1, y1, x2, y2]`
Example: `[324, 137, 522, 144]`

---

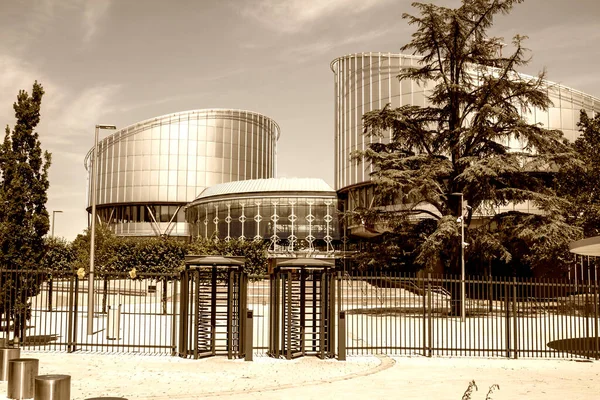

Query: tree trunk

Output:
[162, 280, 168, 315]
[47, 278, 53, 311]
[102, 278, 108, 314]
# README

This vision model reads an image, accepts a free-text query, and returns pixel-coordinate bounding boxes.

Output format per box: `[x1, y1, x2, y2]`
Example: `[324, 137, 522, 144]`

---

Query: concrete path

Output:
[1, 352, 599, 399]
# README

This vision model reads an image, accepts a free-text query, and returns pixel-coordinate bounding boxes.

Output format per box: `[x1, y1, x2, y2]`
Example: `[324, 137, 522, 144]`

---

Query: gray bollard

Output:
[7, 358, 39, 400]
[245, 309, 253, 362]
[1, 348, 21, 381]
[85, 398, 128, 399]
[338, 310, 346, 361]
[35, 375, 71, 400]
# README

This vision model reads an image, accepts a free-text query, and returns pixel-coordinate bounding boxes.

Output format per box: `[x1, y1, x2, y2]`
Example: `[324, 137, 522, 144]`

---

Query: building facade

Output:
[84, 109, 280, 238]
[186, 178, 339, 254]
[331, 52, 600, 234]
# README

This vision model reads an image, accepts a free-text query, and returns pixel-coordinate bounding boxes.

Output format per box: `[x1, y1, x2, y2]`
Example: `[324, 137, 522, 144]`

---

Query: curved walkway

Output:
[1, 352, 599, 399]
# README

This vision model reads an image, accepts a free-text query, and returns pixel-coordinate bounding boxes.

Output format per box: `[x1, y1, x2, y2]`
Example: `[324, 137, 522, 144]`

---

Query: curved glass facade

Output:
[186, 179, 339, 254]
[331, 52, 600, 192]
[84, 109, 280, 237]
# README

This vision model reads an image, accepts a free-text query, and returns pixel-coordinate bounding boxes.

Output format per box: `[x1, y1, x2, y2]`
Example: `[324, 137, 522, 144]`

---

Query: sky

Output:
[0, 0, 599, 241]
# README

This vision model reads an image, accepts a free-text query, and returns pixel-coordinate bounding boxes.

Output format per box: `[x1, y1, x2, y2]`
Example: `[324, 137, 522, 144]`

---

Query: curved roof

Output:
[570, 236, 600, 256]
[330, 52, 600, 104]
[192, 178, 335, 202]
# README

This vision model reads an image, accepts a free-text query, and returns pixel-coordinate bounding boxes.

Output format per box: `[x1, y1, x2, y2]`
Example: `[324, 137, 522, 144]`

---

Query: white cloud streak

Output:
[82, 0, 112, 43]
[239, 0, 396, 33]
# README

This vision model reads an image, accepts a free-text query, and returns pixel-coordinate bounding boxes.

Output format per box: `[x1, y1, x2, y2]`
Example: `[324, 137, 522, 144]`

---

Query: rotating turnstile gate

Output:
[268, 258, 336, 359]
[178, 255, 248, 359]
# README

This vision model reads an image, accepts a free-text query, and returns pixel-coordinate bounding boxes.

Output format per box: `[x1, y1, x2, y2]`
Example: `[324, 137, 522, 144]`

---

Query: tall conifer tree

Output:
[0, 81, 51, 338]
[357, 0, 579, 277]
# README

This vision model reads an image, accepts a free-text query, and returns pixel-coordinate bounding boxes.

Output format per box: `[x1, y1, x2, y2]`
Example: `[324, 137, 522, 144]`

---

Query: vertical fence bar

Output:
[512, 277, 518, 359]
[67, 274, 75, 353]
[427, 273, 432, 357]
[504, 278, 510, 358]
[594, 268, 600, 360]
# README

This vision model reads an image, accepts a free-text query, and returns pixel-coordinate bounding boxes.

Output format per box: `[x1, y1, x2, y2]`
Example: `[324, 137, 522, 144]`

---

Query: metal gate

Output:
[268, 258, 336, 359]
[178, 256, 248, 359]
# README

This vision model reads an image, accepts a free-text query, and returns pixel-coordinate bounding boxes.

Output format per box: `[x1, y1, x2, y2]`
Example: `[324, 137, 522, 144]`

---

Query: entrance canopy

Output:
[276, 257, 336, 270]
[569, 236, 600, 256]
[185, 255, 245, 268]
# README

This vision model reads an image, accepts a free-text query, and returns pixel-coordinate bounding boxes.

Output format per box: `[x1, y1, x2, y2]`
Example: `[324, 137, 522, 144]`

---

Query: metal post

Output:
[51, 210, 62, 238]
[245, 309, 253, 361]
[88, 124, 116, 335]
[427, 273, 433, 357]
[512, 277, 518, 359]
[451, 192, 466, 322]
[171, 280, 178, 357]
[338, 310, 346, 361]
[460, 195, 466, 323]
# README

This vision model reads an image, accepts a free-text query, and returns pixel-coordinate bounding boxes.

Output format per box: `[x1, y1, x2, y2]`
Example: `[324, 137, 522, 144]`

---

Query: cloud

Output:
[82, 0, 112, 43]
[282, 27, 397, 61]
[1, 0, 112, 52]
[237, 0, 396, 33]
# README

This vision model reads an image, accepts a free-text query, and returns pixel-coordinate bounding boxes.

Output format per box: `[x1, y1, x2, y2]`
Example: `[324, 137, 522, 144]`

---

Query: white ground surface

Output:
[1, 352, 599, 399]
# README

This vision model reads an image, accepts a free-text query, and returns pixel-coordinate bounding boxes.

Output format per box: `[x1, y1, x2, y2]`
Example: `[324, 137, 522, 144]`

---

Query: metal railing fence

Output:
[1, 267, 599, 360]
[1, 268, 179, 355]
[338, 271, 600, 359]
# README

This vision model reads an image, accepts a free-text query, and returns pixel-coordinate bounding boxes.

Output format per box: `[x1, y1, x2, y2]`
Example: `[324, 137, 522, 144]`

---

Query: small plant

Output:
[462, 380, 500, 400]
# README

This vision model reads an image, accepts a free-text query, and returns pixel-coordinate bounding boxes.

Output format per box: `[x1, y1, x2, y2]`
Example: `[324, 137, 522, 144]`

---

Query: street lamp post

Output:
[88, 124, 117, 335]
[47, 210, 64, 311]
[51, 210, 63, 238]
[451, 192, 466, 322]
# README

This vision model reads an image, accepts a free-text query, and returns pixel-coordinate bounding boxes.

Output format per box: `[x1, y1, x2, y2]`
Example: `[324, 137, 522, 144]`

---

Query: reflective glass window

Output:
[169, 155, 177, 170]
[160, 139, 169, 155]
[169, 139, 178, 155]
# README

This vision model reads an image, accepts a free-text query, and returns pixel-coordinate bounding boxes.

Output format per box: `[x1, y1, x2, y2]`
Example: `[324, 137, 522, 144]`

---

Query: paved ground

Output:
[1, 352, 599, 399]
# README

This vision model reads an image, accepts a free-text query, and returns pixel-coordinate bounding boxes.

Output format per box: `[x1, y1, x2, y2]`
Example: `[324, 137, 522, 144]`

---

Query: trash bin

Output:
[107, 304, 121, 340]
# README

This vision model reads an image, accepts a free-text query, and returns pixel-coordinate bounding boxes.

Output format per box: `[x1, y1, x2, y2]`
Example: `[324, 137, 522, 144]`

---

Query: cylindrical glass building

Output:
[331, 52, 600, 234]
[84, 109, 280, 238]
[186, 178, 339, 254]
[331, 52, 600, 193]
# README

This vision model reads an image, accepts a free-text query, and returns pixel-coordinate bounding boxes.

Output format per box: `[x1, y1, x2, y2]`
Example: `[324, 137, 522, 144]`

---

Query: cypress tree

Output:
[0, 81, 51, 339]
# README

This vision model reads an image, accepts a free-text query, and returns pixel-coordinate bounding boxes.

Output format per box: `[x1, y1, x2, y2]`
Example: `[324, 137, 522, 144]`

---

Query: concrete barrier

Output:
[35, 374, 71, 400]
[7, 358, 39, 399]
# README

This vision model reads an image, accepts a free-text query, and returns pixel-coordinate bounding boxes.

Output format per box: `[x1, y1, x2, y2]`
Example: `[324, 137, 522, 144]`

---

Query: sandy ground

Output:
[1, 352, 599, 399]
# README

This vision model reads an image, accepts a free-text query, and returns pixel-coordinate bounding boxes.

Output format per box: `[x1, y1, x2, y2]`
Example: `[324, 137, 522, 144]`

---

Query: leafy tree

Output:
[70, 224, 120, 313]
[0, 81, 51, 339]
[357, 0, 578, 279]
[71, 224, 119, 274]
[40, 236, 76, 310]
[556, 110, 600, 237]
[188, 237, 268, 277]
[127, 238, 187, 314]
[350, 219, 438, 273]
[468, 213, 580, 278]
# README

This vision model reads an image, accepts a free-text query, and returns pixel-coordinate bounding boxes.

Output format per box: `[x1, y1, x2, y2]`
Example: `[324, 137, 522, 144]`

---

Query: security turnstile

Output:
[268, 259, 336, 359]
[178, 257, 248, 359]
